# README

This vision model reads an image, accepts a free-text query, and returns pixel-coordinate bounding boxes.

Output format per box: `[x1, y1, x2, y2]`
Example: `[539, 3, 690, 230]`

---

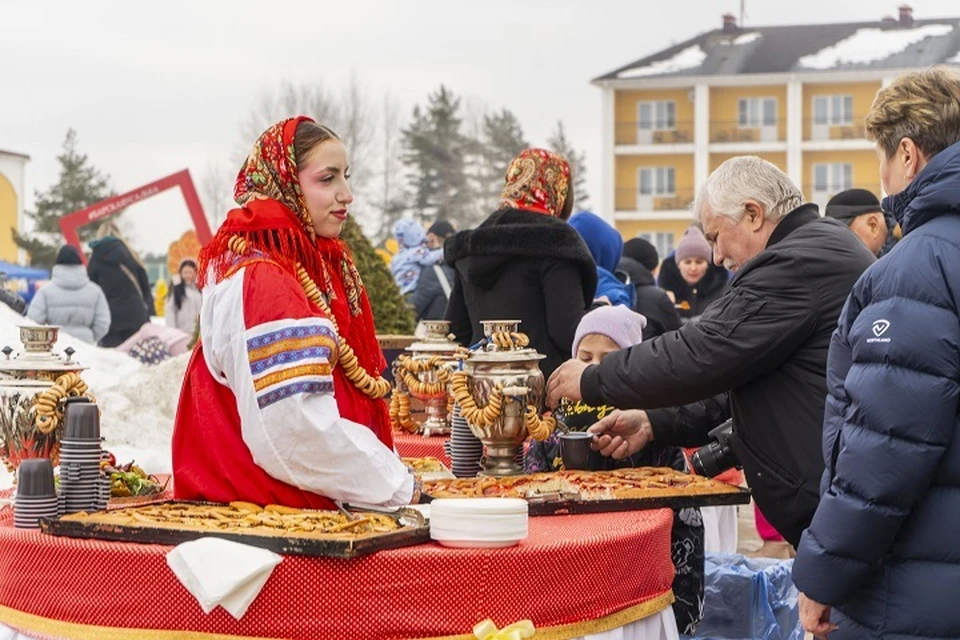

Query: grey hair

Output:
[693, 156, 803, 225]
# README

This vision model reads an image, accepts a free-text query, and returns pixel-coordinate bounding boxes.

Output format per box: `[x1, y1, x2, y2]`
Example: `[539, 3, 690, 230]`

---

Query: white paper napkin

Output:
[166, 537, 282, 620]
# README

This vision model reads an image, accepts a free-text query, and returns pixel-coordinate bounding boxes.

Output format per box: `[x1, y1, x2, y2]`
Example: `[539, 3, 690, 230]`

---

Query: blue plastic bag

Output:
[684, 553, 803, 640]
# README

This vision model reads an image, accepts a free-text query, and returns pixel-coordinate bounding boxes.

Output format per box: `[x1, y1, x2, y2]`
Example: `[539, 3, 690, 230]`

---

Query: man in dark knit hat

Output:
[824, 189, 896, 257]
[618, 238, 682, 339]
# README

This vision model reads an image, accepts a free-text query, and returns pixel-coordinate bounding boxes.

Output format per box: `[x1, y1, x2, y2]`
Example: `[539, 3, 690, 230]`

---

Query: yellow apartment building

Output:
[593, 5, 960, 255]
[0, 149, 28, 263]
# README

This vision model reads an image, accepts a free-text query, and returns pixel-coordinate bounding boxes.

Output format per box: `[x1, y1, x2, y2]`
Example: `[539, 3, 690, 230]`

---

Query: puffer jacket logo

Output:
[871, 319, 890, 337]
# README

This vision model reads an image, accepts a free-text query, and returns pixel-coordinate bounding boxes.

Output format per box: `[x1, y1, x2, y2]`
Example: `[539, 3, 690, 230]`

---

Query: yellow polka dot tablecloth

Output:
[0, 495, 674, 639]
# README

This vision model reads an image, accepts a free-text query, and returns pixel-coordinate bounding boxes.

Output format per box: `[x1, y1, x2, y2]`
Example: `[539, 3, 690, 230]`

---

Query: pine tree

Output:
[547, 121, 590, 212]
[340, 217, 415, 335]
[477, 108, 528, 219]
[401, 86, 474, 227]
[13, 130, 115, 268]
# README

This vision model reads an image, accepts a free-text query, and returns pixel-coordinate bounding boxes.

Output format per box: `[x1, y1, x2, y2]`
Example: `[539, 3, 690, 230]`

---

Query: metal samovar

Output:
[452, 320, 556, 476]
[390, 320, 460, 436]
[0, 326, 93, 472]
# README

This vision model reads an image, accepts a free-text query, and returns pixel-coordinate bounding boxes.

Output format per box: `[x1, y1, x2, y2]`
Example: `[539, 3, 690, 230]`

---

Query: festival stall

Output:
[0, 318, 749, 640]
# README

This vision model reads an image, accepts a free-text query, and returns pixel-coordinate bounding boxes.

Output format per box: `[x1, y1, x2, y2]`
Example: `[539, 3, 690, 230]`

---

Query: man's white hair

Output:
[693, 156, 803, 224]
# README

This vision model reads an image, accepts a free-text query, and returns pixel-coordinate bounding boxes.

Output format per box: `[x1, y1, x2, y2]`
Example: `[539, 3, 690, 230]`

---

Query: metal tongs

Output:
[524, 490, 580, 504]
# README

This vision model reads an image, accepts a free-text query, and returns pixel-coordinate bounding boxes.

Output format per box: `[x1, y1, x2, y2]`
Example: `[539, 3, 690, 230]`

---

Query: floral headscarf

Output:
[234, 116, 317, 240]
[500, 148, 571, 217]
[199, 116, 391, 440]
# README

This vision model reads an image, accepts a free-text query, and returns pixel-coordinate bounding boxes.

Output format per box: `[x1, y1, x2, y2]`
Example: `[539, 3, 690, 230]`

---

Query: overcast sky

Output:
[2, 0, 959, 254]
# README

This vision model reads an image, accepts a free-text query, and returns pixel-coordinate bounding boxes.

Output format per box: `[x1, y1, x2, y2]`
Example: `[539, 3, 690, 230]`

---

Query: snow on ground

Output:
[798, 24, 955, 70]
[618, 45, 707, 78]
[0, 306, 187, 489]
[948, 50, 960, 64]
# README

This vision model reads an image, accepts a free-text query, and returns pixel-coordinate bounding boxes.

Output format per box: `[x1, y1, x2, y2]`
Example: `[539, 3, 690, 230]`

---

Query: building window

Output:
[738, 98, 777, 127]
[813, 95, 853, 125]
[813, 163, 853, 193]
[638, 101, 676, 130]
[638, 167, 676, 196]
[636, 232, 676, 258]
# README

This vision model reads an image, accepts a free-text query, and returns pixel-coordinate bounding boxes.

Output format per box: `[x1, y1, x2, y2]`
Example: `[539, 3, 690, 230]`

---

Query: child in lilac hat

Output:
[524, 304, 705, 634]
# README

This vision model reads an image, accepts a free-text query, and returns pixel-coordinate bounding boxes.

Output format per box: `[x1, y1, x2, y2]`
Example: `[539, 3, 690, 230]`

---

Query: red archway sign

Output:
[59, 169, 213, 264]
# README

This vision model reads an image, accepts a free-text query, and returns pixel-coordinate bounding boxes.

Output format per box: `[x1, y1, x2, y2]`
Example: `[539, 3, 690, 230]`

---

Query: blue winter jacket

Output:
[793, 141, 960, 639]
[569, 212, 635, 308]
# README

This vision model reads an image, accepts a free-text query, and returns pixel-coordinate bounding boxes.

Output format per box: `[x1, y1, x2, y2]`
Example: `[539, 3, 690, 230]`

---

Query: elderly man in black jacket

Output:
[546, 156, 875, 546]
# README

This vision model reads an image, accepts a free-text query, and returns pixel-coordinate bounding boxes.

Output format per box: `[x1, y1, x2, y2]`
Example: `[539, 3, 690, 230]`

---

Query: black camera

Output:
[690, 420, 740, 478]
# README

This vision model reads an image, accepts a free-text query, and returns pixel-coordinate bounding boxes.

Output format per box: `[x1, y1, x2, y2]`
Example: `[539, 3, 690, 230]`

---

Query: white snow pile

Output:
[798, 24, 955, 70]
[0, 306, 187, 490]
[618, 45, 708, 78]
[948, 50, 960, 64]
[732, 32, 762, 45]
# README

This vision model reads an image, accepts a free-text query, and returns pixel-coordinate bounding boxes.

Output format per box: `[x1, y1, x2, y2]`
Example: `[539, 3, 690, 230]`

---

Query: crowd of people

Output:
[0, 223, 201, 366]
[18, 63, 937, 640]
[380, 67, 956, 639]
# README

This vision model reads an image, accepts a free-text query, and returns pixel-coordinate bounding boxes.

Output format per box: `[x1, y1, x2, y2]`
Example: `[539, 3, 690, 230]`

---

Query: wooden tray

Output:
[522, 486, 751, 516]
[39, 501, 430, 559]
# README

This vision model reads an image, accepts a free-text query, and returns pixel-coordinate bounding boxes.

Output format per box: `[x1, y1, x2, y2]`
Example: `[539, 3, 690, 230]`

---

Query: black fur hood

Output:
[444, 208, 597, 300]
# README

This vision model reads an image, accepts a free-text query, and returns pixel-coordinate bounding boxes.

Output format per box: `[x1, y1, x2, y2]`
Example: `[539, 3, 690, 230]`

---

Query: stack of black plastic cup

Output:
[14, 459, 58, 530]
[58, 402, 102, 515]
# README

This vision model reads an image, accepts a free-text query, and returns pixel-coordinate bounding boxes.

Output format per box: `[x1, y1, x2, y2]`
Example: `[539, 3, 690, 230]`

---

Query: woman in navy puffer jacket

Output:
[793, 67, 960, 640]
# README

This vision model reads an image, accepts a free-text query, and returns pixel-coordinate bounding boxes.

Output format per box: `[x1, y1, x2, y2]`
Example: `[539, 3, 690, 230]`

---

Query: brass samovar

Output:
[0, 326, 93, 472]
[451, 320, 556, 476]
[389, 321, 460, 436]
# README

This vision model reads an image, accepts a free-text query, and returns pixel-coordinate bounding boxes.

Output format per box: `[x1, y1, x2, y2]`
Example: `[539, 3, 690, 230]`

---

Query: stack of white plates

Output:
[429, 498, 528, 549]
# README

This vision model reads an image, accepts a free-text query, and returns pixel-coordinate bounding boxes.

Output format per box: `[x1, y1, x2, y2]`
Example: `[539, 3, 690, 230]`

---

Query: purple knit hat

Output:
[572, 305, 648, 356]
[675, 226, 712, 263]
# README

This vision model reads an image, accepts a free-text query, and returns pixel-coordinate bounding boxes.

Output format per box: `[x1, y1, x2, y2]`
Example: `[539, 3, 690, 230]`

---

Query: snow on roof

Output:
[732, 32, 762, 45]
[798, 24, 955, 70]
[618, 45, 708, 78]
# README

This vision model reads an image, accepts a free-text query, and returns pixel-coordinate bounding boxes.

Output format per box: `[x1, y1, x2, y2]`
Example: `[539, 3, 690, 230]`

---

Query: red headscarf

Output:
[198, 116, 391, 442]
[499, 148, 571, 216]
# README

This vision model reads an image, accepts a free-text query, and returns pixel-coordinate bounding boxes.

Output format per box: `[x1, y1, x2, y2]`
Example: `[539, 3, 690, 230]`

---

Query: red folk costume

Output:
[172, 117, 413, 509]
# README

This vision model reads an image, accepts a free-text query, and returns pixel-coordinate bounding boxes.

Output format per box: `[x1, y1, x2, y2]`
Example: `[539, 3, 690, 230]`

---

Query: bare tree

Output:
[371, 92, 408, 242]
[199, 161, 235, 230]
[241, 77, 381, 232]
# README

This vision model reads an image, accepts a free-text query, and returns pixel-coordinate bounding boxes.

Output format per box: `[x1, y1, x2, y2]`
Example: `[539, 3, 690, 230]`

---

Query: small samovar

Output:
[0, 326, 93, 472]
[389, 321, 460, 436]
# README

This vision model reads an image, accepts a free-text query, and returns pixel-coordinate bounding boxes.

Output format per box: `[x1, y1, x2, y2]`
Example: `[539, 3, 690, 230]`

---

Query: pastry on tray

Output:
[424, 467, 742, 500]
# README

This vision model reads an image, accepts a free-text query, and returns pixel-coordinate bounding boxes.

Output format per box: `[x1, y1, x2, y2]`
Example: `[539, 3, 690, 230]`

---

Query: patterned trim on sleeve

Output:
[246, 319, 339, 409]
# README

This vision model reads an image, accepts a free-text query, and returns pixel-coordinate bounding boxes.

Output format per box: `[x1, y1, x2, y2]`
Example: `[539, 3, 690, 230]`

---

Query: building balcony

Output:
[709, 121, 784, 144]
[615, 122, 695, 146]
[615, 187, 696, 213]
[803, 119, 868, 141]
[803, 184, 882, 211]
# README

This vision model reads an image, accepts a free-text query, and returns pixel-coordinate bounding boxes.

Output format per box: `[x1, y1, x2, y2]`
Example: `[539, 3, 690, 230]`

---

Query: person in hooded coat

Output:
[444, 148, 596, 378]
[87, 235, 154, 348]
[568, 211, 635, 309]
[27, 245, 110, 344]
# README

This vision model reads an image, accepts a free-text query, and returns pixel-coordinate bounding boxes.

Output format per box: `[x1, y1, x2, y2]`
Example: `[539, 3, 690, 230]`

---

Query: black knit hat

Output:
[622, 237, 660, 272]
[427, 219, 456, 238]
[824, 189, 882, 224]
[55, 245, 83, 265]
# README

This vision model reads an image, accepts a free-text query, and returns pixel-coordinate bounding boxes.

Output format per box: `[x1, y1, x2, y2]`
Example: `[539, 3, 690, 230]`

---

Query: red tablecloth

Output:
[0, 504, 674, 640]
[394, 432, 451, 468]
